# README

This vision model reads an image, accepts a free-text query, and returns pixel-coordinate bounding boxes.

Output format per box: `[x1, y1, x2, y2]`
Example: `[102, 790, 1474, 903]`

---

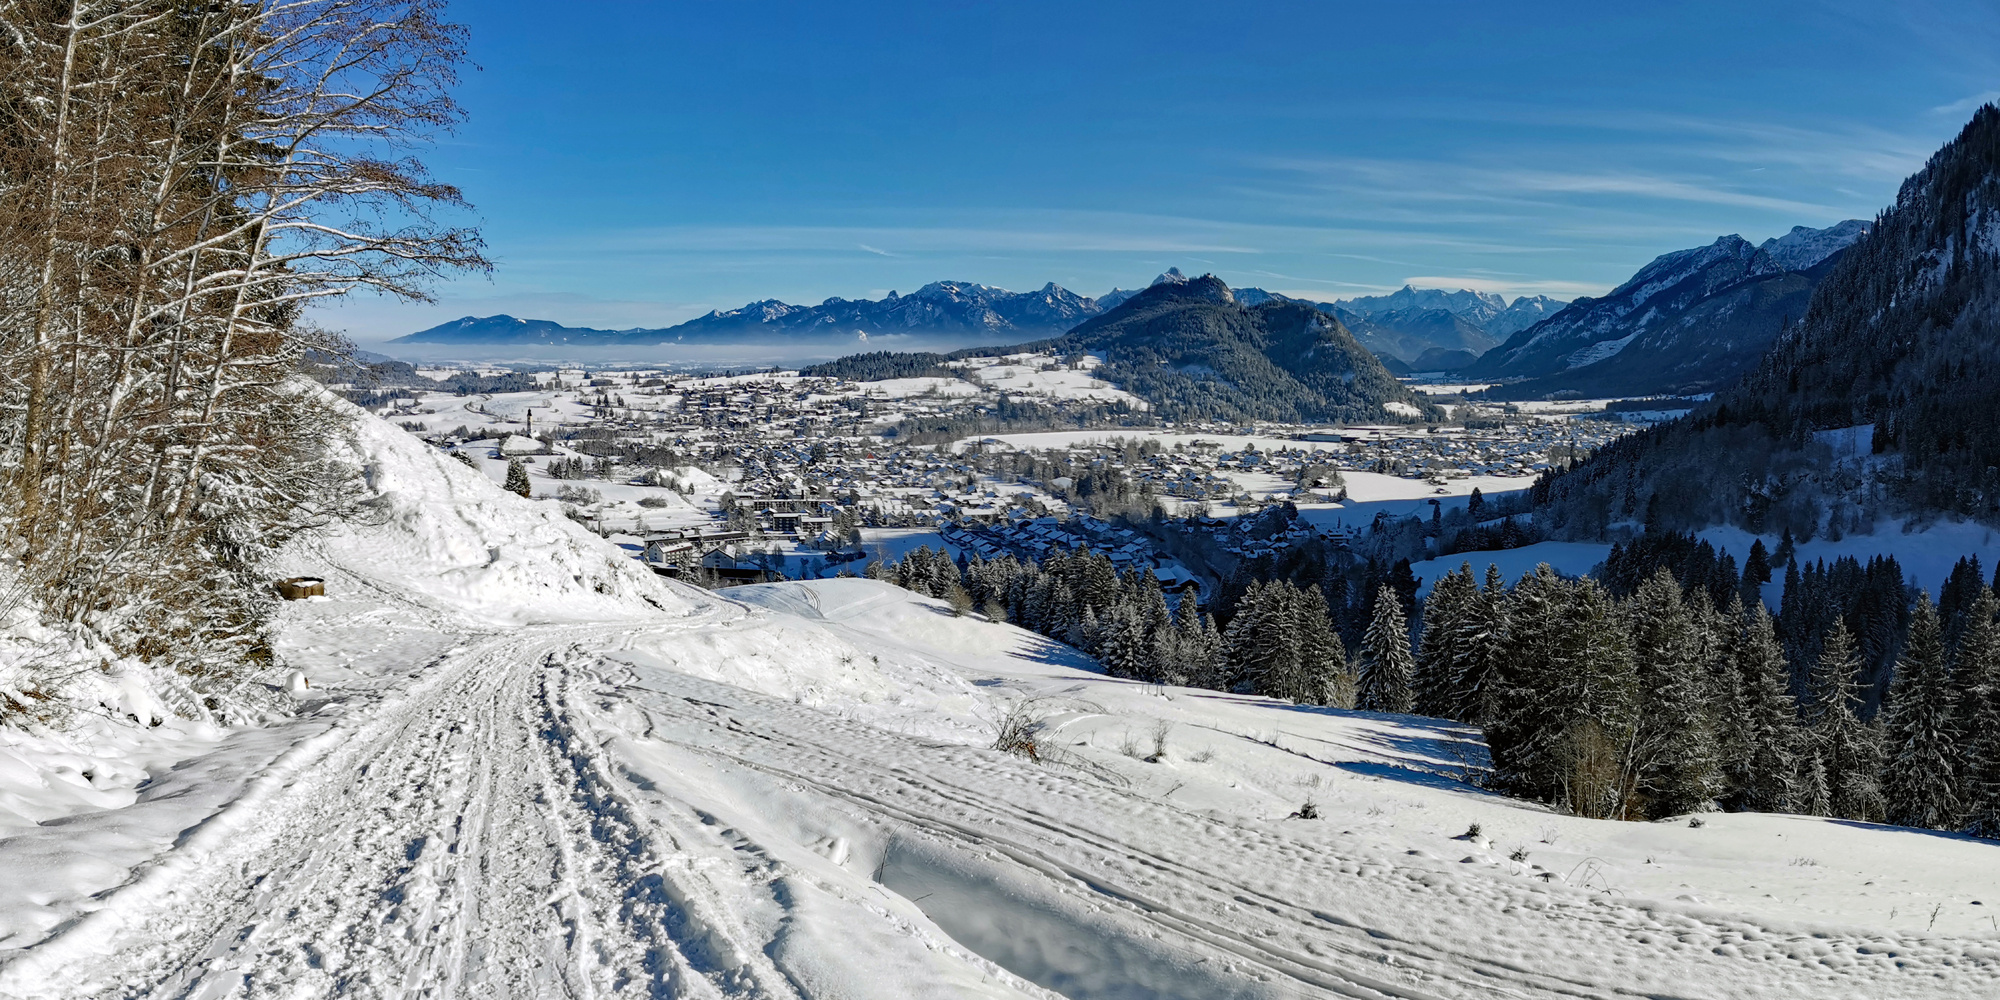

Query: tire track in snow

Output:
[596, 666, 1987, 1000]
[0, 610, 790, 1000]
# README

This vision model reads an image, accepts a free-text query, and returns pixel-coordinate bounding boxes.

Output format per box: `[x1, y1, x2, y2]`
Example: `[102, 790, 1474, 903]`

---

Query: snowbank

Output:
[288, 397, 710, 624]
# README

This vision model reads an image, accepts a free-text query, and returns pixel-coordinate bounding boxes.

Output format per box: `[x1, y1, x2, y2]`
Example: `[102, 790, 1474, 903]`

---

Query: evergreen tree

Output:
[1196, 613, 1231, 691]
[1952, 590, 2000, 837]
[1358, 585, 1414, 712]
[1627, 569, 1722, 817]
[504, 458, 532, 498]
[1296, 586, 1349, 707]
[1414, 565, 1475, 717]
[1741, 539, 1772, 609]
[1485, 568, 1637, 815]
[1223, 582, 1273, 694]
[1803, 621, 1885, 821]
[1446, 564, 1509, 723]
[1939, 556, 1986, 645]
[1882, 594, 1961, 830]
[1733, 606, 1803, 813]
[1709, 595, 1754, 801]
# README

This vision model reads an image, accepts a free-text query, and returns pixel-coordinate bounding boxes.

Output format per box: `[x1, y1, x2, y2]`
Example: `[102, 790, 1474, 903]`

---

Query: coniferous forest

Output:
[877, 539, 2000, 836]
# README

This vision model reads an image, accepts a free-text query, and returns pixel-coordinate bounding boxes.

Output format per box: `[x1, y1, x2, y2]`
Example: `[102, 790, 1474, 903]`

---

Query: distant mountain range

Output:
[393, 272, 1575, 373]
[800, 272, 1439, 425]
[396, 281, 1105, 347]
[397, 224, 1876, 402]
[1466, 220, 1869, 398]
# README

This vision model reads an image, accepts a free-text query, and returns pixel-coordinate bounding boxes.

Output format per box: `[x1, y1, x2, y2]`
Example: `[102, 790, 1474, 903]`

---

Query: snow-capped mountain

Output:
[1221, 283, 1568, 368]
[1336, 286, 1571, 338]
[1465, 220, 1870, 398]
[396, 281, 1109, 347]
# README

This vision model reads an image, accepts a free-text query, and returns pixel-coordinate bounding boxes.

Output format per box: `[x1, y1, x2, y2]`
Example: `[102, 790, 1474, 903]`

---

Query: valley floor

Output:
[0, 411, 1995, 999]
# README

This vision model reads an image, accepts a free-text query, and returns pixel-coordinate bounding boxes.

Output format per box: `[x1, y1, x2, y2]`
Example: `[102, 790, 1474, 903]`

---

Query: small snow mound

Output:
[298, 397, 707, 624]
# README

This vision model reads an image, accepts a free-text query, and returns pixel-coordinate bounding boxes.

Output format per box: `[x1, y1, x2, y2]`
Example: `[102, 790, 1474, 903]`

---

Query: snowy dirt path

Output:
[0, 605, 836, 1000]
[0, 582, 1993, 999]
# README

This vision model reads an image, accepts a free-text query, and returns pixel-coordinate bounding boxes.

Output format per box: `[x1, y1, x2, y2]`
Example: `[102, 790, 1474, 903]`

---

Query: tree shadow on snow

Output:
[1824, 817, 1996, 845]
[1260, 704, 1497, 795]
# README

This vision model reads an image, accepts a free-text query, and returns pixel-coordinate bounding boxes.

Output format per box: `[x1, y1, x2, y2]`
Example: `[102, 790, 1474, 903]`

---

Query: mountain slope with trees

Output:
[1046, 274, 1442, 424]
[1468, 221, 1868, 399]
[1532, 105, 2000, 539]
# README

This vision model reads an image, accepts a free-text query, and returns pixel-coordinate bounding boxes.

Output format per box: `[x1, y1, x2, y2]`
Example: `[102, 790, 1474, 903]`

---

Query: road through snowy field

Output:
[1, 408, 1996, 998]
[4, 585, 1998, 998]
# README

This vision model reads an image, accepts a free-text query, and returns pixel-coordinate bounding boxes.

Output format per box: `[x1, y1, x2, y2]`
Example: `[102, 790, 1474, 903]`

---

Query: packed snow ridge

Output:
[0, 403, 1993, 998]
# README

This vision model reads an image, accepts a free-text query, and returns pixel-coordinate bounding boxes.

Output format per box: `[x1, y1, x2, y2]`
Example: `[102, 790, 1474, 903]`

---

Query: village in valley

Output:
[347, 349, 1677, 596]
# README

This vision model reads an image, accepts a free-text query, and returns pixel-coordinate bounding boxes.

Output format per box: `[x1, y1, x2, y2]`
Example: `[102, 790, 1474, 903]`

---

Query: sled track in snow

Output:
[0, 611, 806, 1000]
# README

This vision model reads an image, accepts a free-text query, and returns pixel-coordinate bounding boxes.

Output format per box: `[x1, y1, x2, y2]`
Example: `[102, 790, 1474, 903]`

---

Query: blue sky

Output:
[324, 0, 2000, 343]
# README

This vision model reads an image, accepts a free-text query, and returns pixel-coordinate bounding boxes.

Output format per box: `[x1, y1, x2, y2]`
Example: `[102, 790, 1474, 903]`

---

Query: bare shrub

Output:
[1557, 719, 1633, 820]
[993, 699, 1051, 762]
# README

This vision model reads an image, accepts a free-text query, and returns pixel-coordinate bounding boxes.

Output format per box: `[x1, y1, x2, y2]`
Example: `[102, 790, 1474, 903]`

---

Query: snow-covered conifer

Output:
[1414, 564, 1474, 717]
[1358, 585, 1414, 713]
[1803, 621, 1885, 821]
[1951, 590, 2000, 837]
[1734, 606, 1803, 813]
[505, 458, 532, 498]
[1628, 569, 1721, 817]
[1883, 594, 1961, 830]
[1445, 565, 1509, 723]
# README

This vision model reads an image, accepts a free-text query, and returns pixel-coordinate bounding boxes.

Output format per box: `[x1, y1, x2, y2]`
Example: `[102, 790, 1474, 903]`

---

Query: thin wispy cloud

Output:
[1933, 91, 2000, 116]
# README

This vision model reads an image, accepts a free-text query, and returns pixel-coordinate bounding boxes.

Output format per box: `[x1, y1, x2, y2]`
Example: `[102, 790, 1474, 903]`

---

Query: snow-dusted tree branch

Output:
[0, 0, 485, 700]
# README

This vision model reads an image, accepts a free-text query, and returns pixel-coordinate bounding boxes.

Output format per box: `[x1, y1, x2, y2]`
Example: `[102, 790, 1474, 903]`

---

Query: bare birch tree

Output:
[0, 0, 486, 709]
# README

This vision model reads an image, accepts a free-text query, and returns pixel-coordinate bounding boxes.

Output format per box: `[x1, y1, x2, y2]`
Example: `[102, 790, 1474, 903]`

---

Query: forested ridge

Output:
[1534, 105, 2000, 538]
[0, 0, 481, 708]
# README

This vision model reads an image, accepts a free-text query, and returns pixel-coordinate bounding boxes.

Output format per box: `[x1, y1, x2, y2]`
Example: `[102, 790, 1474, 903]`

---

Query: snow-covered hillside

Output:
[0, 406, 1994, 999]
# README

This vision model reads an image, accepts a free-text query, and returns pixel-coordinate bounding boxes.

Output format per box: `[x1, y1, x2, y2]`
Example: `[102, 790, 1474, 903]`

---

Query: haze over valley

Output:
[3, 3, 1999, 999]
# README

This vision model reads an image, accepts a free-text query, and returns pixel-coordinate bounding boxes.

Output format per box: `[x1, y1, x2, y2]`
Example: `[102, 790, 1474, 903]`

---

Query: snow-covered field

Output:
[0, 407, 1995, 998]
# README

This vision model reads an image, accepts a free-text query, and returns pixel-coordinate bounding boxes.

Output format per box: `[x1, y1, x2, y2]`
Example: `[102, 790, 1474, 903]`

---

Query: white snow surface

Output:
[0, 405, 1995, 998]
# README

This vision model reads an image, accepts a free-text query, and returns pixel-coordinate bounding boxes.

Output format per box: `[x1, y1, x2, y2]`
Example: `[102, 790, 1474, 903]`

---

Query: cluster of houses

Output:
[359, 358, 1649, 587]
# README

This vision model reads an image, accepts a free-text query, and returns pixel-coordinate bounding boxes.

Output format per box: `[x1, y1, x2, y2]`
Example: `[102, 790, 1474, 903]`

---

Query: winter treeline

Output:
[0, 1, 481, 695]
[880, 535, 2000, 837]
[1417, 556, 2000, 834]
[875, 545, 1425, 713]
